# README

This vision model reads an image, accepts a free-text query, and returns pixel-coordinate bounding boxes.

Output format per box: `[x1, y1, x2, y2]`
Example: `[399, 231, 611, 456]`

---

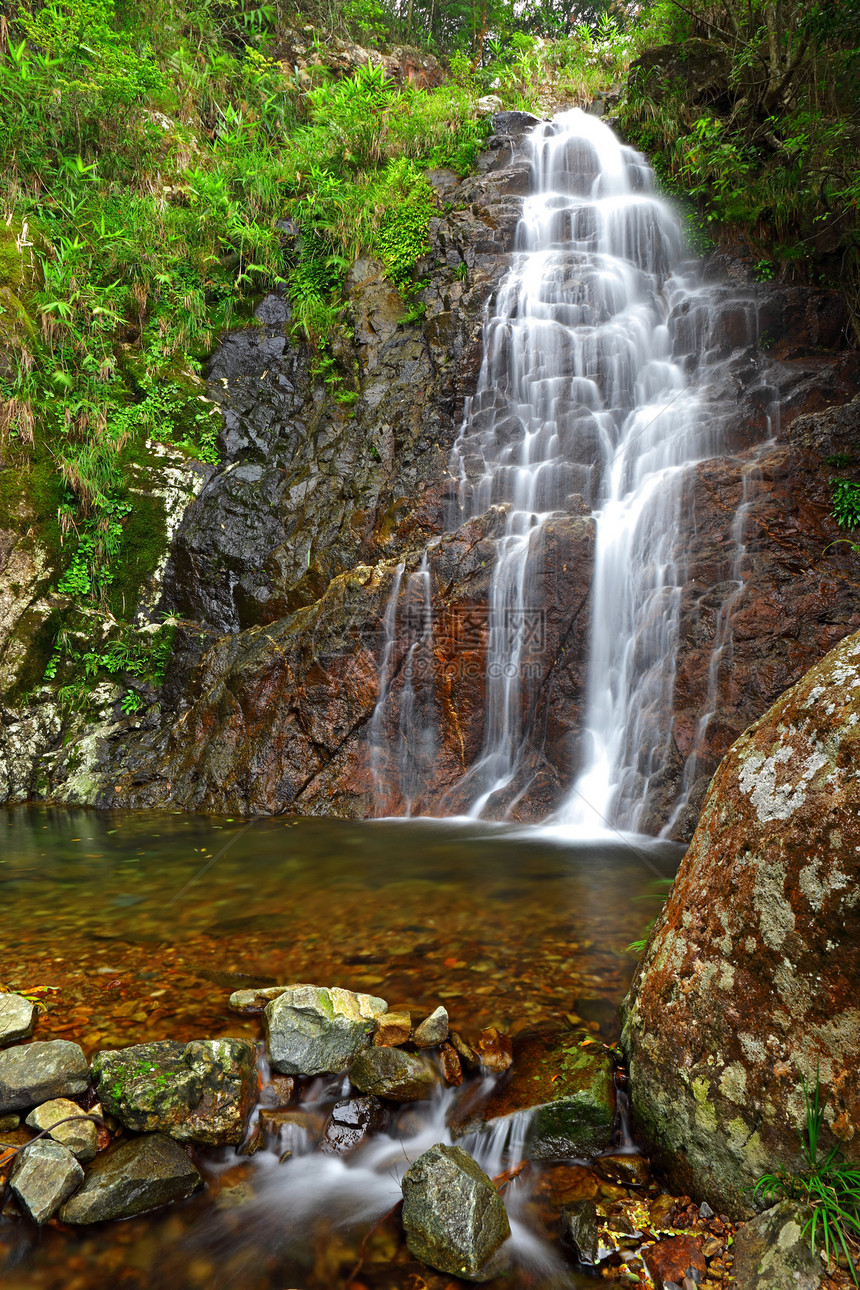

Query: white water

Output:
[374, 108, 760, 831]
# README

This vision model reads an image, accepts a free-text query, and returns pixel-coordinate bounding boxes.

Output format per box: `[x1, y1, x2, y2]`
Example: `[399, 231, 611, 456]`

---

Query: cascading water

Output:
[374, 107, 761, 831]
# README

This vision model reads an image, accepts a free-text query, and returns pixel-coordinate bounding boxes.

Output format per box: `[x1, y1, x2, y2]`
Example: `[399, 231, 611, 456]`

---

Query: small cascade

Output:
[373, 107, 765, 832]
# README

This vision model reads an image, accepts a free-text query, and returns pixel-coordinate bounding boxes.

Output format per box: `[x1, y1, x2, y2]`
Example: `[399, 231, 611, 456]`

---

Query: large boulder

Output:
[92, 1039, 257, 1145]
[265, 984, 387, 1076]
[348, 1046, 439, 1102]
[623, 628, 860, 1216]
[0, 1040, 89, 1113]
[59, 1133, 202, 1223]
[401, 1143, 511, 1281]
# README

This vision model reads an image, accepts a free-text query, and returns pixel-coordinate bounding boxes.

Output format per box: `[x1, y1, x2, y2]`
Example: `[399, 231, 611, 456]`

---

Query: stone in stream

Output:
[228, 985, 293, 1013]
[560, 1198, 599, 1265]
[373, 1010, 411, 1047]
[320, 1096, 385, 1154]
[623, 627, 860, 1215]
[26, 1098, 98, 1161]
[730, 1201, 824, 1289]
[413, 1005, 448, 1049]
[0, 1040, 90, 1113]
[401, 1143, 511, 1281]
[59, 1133, 202, 1223]
[476, 1027, 513, 1072]
[643, 1235, 707, 1290]
[264, 984, 387, 1076]
[348, 1046, 438, 1102]
[92, 1038, 257, 1145]
[0, 993, 36, 1047]
[9, 1138, 84, 1225]
[451, 1031, 614, 1159]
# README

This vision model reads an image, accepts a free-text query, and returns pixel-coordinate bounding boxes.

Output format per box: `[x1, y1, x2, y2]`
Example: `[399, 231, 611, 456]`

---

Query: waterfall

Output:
[373, 107, 760, 832]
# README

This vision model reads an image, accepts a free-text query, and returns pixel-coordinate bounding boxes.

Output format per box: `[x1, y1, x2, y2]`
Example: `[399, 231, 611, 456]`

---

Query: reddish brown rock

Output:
[643, 1235, 706, 1289]
[624, 627, 860, 1217]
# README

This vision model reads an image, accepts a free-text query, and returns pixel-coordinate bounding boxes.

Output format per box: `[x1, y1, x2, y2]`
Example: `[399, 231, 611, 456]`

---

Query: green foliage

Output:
[831, 480, 860, 530]
[754, 1076, 860, 1282]
[48, 620, 176, 712]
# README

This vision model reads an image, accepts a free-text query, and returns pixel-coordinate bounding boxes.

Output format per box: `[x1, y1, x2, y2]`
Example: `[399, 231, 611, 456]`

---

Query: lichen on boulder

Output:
[623, 627, 860, 1216]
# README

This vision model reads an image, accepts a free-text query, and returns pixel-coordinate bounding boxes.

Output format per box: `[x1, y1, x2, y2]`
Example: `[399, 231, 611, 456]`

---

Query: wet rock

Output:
[450, 1031, 482, 1073]
[320, 1096, 385, 1154]
[0, 1041, 89, 1113]
[476, 1027, 512, 1072]
[25, 1098, 98, 1161]
[731, 1201, 823, 1289]
[229, 985, 292, 1013]
[413, 1006, 448, 1049]
[592, 1152, 650, 1187]
[9, 1138, 84, 1225]
[560, 1198, 599, 1264]
[623, 627, 860, 1215]
[59, 1133, 202, 1223]
[349, 1046, 438, 1102]
[463, 1031, 614, 1159]
[492, 110, 541, 136]
[0, 1113, 20, 1130]
[643, 1235, 707, 1290]
[265, 984, 387, 1076]
[260, 1074, 295, 1106]
[401, 1143, 511, 1281]
[0, 993, 36, 1047]
[439, 1042, 463, 1086]
[373, 1010, 411, 1047]
[92, 1038, 257, 1145]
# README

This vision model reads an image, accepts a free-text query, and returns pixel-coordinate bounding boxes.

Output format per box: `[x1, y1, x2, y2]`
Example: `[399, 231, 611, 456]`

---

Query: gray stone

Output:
[10, 1138, 84, 1224]
[0, 993, 36, 1047]
[0, 1040, 89, 1113]
[561, 1199, 599, 1265]
[401, 1143, 511, 1281]
[413, 1005, 449, 1049]
[59, 1133, 202, 1223]
[491, 110, 541, 136]
[320, 1096, 385, 1154]
[228, 985, 292, 1013]
[26, 1098, 99, 1161]
[264, 985, 387, 1077]
[92, 1038, 257, 1145]
[476, 94, 503, 114]
[731, 1201, 824, 1289]
[349, 1046, 439, 1102]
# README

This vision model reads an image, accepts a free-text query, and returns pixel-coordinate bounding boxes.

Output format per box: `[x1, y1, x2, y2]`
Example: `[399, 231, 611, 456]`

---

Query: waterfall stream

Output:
[373, 108, 762, 832]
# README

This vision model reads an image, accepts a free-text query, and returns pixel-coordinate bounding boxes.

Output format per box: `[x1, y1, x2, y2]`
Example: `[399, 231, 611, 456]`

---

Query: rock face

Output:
[92, 1039, 257, 1145]
[265, 984, 387, 1076]
[0, 1040, 89, 1113]
[59, 1133, 202, 1223]
[401, 1143, 511, 1281]
[0, 993, 36, 1047]
[623, 627, 860, 1216]
[1, 120, 859, 836]
[730, 1201, 824, 1289]
[10, 1139, 84, 1225]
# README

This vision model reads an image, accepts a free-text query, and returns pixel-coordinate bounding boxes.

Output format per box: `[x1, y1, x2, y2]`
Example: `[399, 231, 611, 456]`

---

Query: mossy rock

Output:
[472, 1031, 616, 1160]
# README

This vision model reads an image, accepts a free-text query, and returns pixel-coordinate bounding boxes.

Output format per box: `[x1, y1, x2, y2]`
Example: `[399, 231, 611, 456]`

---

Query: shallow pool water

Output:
[1, 807, 681, 1289]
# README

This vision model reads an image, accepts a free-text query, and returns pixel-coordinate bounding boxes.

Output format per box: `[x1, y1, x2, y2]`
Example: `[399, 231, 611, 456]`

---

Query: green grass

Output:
[754, 1076, 860, 1282]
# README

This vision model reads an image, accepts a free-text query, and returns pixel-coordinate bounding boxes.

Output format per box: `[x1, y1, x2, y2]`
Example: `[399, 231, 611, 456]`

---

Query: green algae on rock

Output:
[623, 627, 860, 1217]
[92, 1038, 257, 1146]
[453, 1031, 615, 1159]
